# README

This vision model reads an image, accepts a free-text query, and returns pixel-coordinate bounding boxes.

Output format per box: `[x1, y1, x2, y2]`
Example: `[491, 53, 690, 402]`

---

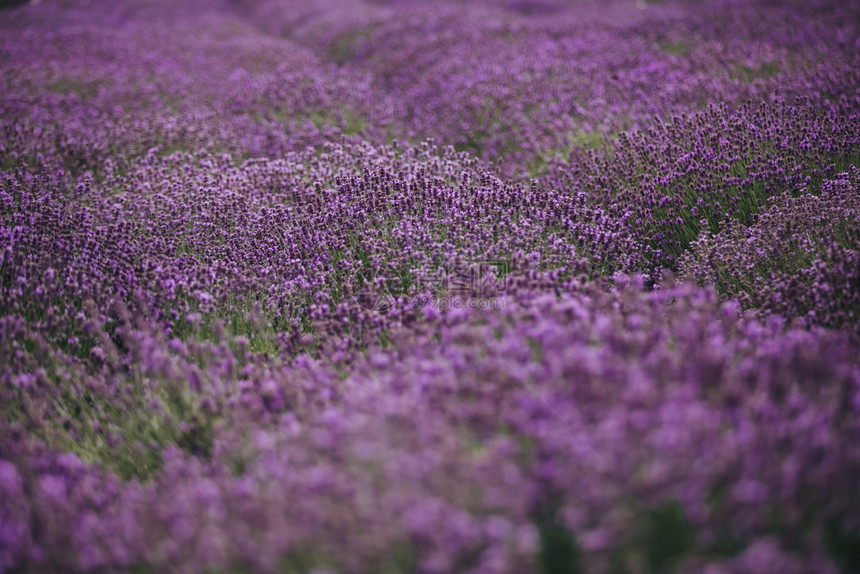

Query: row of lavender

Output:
[2, 0, 860, 572]
[3, 279, 859, 573]
[5, 0, 859, 178]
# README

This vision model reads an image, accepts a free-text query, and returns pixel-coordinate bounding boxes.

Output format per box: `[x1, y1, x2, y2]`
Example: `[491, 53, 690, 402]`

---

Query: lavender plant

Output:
[679, 166, 860, 334]
[1, 0, 859, 573]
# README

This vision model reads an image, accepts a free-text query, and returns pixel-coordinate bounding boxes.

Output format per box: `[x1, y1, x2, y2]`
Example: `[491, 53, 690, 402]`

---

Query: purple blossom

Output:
[1, 0, 859, 572]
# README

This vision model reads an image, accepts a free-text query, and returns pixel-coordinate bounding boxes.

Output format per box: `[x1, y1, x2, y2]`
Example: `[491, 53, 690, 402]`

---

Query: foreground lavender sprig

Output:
[3, 280, 860, 573]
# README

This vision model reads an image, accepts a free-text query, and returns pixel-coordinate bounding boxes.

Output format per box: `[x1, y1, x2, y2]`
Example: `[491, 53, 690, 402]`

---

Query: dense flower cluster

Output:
[0, 0, 396, 176]
[1, 0, 859, 573]
[679, 166, 860, 334]
[3, 281, 860, 573]
[237, 0, 860, 177]
[548, 98, 860, 270]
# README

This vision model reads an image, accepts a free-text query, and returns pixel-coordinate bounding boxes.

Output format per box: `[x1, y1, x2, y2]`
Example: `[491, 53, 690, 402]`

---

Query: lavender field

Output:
[1, 0, 860, 572]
